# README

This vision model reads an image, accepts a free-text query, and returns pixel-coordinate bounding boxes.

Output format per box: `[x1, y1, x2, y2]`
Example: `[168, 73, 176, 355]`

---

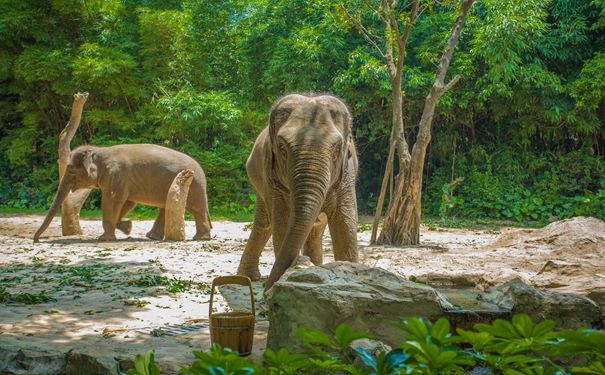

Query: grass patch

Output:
[422, 216, 547, 230]
[131, 275, 170, 287]
[123, 298, 150, 308]
[0, 205, 254, 222]
[3, 205, 551, 230]
[0, 288, 56, 304]
[166, 278, 192, 293]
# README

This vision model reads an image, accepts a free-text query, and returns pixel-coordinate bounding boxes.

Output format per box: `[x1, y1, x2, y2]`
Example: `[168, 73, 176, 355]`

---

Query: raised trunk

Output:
[265, 159, 330, 290]
[34, 177, 72, 242]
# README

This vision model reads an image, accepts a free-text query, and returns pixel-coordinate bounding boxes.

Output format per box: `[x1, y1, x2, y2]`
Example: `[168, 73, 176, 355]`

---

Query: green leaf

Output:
[431, 318, 451, 343]
[334, 323, 373, 351]
[297, 327, 336, 349]
[394, 317, 430, 343]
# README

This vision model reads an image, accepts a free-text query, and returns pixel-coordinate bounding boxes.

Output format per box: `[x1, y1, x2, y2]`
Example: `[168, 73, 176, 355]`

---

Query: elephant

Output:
[33, 144, 212, 242]
[237, 93, 359, 290]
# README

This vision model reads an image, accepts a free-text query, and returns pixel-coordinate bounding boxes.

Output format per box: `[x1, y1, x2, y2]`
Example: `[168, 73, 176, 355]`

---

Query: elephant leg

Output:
[116, 200, 136, 235]
[327, 189, 358, 262]
[303, 212, 327, 265]
[237, 198, 271, 281]
[190, 206, 212, 241]
[99, 191, 126, 241]
[146, 208, 165, 240]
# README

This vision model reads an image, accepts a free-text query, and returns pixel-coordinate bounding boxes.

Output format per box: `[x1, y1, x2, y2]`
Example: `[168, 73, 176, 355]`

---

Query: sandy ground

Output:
[0, 214, 604, 372]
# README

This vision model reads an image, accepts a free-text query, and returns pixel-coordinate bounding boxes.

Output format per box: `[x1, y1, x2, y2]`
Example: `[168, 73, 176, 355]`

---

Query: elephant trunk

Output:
[34, 176, 72, 242]
[266, 152, 331, 289]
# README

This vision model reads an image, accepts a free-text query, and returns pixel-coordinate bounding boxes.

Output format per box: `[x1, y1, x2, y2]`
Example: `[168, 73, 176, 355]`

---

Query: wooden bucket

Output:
[209, 275, 255, 356]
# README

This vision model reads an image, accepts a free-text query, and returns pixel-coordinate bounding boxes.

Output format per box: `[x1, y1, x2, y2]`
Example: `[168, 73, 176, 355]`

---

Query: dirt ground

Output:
[0, 214, 604, 373]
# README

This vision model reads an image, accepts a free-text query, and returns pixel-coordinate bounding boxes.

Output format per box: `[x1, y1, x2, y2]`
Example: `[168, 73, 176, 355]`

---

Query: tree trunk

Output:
[370, 139, 395, 243]
[164, 169, 194, 241]
[58, 92, 91, 236]
[378, 0, 475, 245]
[370, 63, 411, 243]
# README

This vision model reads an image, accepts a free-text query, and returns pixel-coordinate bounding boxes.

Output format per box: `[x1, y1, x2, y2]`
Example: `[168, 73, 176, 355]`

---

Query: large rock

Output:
[480, 278, 602, 329]
[265, 262, 451, 352]
[0, 348, 66, 374]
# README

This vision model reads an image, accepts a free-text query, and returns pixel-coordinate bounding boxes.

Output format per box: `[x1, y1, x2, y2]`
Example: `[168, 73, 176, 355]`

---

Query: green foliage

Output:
[0, 0, 603, 222]
[126, 351, 161, 375]
[179, 344, 259, 375]
[424, 148, 605, 221]
[126, 314, 605, 374]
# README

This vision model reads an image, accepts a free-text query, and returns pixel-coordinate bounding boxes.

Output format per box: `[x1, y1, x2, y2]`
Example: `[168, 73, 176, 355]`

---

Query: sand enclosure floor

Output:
[0, 215, 603, 373]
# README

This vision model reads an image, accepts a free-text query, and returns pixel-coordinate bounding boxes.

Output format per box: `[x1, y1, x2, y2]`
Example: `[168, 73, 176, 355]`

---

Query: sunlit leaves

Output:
[72, 42, 139, 97]
[472, 0, 551, 88]
[153, 86, 243, 146]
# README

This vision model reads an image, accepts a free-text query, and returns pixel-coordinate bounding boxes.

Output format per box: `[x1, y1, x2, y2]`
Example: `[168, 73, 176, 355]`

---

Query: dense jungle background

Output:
[1, 0, 604, 223]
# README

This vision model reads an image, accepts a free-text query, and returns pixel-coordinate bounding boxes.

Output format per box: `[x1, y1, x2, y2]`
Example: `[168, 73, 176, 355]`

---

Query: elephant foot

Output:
[98, 233, 117, 241]
[193, 232, 212, 241]
[146, 230, 163, 240]
[237, 265, 261, 281]
[117, 220, 132, 235]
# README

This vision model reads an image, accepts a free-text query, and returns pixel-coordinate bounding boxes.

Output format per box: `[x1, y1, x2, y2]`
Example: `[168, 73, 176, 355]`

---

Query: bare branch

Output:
[436, 0, 475, 85]
[379, 1, 397, 76]
[394, 0, 419, 71]
[338, 4, 386, 60]
[443, 74, 461, 92]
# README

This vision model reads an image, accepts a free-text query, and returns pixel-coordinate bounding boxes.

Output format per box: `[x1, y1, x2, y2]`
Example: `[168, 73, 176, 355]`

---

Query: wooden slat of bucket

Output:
[210, 312, 255, 355]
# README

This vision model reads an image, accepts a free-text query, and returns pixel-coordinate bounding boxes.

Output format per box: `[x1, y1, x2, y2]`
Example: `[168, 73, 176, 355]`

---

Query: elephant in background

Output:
[34, 144, 212, 242]
[237, 93, 359, 290]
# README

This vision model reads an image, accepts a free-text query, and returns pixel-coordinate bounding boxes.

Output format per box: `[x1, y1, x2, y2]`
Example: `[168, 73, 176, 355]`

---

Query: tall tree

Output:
[380, 0, 474, 244]
[334, 0, 417, 242]
[336, 0, 475, 244]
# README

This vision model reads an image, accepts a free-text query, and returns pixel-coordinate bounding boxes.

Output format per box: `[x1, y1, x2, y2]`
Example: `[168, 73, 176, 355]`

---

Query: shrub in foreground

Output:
[126, 314, 605, 374]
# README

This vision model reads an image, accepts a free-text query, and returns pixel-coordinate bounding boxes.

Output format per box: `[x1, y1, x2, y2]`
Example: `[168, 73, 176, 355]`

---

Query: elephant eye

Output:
[278, 141, 288, 156]
[330, 110, 341, 123]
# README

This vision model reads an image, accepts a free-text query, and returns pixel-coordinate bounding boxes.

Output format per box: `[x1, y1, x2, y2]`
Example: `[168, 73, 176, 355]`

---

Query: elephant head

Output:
[265, 94, 354, 288]
[33, 146, 99, 242]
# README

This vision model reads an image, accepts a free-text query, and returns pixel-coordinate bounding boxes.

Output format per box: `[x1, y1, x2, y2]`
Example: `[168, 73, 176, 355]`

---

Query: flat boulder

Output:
[480, 278, 602, 329]
[265, 262, 452, 352]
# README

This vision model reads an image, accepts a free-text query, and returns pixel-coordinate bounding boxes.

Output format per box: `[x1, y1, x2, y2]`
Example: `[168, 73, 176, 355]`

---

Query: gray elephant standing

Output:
[237, 93, 359, 290]
[34, 144, 212, 242]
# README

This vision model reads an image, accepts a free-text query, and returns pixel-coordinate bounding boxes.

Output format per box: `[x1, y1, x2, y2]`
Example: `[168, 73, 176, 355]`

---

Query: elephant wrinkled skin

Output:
[237, 94, 359, 290]
[34, 144, 212, 242]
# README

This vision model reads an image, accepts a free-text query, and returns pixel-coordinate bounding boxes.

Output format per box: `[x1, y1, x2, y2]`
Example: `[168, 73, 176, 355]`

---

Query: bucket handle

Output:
[209, 275, 255, 318]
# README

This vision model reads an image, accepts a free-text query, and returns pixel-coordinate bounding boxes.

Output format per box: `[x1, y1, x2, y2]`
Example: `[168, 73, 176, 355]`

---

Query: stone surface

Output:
[480, 278, 602, 329]
[0, 348, 66, 375]
[265, 262, 452, 352]
[348, 338, 392, 355]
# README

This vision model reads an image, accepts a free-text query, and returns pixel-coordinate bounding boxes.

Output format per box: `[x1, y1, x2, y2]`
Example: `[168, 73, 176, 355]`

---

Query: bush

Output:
[125, 314, 605, 374]
[423, 148, 605, 223]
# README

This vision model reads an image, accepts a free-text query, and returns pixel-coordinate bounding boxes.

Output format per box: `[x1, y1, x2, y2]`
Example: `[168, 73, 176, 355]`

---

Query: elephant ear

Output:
[82, 150, 97, 179]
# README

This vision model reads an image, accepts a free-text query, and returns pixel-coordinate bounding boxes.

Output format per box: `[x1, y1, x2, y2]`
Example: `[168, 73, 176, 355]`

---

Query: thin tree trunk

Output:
[378, 0, 475, 245]
[59, 92, 91, 236]
[368, 0, 418, 242]
[370, 139, 395, 243]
